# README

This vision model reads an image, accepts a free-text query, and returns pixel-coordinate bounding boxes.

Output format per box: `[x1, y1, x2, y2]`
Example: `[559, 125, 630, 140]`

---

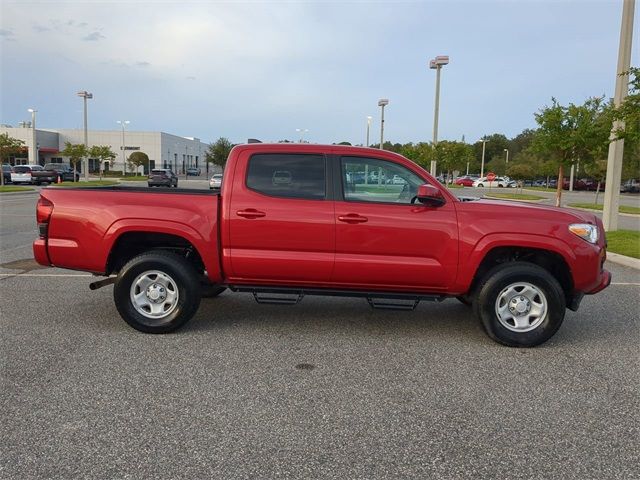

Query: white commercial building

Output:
[0, 125, 211, 175]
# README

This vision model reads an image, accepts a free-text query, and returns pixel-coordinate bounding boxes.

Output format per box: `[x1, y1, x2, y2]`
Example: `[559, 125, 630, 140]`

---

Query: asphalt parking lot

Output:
[1, 189, 639, 479]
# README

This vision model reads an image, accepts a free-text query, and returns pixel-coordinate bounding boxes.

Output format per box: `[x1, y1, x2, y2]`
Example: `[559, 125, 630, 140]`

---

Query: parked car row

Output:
[1, 164, 80, 184]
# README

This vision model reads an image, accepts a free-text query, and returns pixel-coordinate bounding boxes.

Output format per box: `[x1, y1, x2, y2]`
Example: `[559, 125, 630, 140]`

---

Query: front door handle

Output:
[236, 209, 266, 219]
[338, 214, 368, 224]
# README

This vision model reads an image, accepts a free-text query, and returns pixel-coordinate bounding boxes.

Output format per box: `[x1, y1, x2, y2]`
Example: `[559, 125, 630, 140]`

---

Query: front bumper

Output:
[586, 269, 612, 295]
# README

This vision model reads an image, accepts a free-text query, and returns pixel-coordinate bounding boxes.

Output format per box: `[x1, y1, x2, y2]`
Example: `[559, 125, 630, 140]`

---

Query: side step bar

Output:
[229, 285, 446, 308]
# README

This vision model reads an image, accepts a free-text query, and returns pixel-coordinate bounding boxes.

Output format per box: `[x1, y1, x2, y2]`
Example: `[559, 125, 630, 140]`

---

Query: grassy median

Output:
[568, 203, 640, 215]
[51, 180, 119, 187]
[606, 230, 640, 259]
[0, 185, 35, 193]
[485, 193, 545, 201]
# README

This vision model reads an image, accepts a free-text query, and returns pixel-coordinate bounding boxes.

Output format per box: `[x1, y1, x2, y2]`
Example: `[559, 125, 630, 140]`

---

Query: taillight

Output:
[36, 197, 53, 238]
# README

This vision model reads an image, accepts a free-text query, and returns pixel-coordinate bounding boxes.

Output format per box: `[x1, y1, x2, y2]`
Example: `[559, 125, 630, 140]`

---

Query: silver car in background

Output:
[11, 165, 43, 184]
[209, 173, 223, 189]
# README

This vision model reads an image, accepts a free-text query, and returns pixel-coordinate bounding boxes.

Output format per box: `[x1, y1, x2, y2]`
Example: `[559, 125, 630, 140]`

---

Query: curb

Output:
[0, 189, 37, 195]
[606, 252, 640, 270]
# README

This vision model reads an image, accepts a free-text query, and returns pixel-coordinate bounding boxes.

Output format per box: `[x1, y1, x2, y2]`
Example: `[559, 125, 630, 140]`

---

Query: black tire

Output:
[472, 262, 566, 347]
[201, 285, 227, 298]
[113, 251, 201, 333]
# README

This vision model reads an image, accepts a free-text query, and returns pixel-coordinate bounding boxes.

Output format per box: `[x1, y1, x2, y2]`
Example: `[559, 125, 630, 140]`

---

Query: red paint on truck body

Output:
[34, 143, 610, 299]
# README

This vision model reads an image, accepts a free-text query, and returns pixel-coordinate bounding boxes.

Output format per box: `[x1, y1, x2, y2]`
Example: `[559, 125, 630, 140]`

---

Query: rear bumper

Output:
[148, 179, 172, 186]
[33, 239, 50, 266]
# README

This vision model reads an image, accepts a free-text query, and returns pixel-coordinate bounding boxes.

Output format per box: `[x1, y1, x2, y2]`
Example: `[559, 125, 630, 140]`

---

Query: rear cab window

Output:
[246, 153, 326, 200]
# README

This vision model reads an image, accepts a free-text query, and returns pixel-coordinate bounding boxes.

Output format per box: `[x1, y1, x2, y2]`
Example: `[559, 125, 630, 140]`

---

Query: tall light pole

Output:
[603, 0, 635, 231]
[480, 137, 488, 178]
[27, 109, 37, 165]
[429, 55, 449, 176]
[117, 120, 129, 174]
[378, 99, 388, 150]
[504, 148, 509, 164]
[77, 91, 93, 180]
[366, 116, 372, 147]
[296, 128, 309, 143]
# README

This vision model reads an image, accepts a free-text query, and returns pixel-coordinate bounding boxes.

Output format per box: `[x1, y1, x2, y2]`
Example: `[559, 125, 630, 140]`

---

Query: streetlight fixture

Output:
[27, 109, 37, 165]
[117, 120, 130, 174]
[366, 116, 372, 147]
[480, 137, 488, 178]
[378, 99, 388, 150]
[429, 55, 449, 176]
[77, 91, 93, 180]
[296, 128, 309, 143]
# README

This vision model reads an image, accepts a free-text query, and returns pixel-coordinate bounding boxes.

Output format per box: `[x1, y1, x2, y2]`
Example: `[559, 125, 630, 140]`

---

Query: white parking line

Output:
[610, 282, 640, 286]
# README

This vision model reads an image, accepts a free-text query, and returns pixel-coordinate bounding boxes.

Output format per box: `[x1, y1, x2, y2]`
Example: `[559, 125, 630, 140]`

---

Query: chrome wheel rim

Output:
[130, 270, 179, 321]
[495, 282, 547, 333]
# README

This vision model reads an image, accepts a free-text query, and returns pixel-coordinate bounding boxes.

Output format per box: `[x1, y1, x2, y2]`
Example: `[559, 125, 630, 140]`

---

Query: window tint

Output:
[13, 166, 31, 173]
[247, 154, 325, 200]
[341, 157, 425, 204]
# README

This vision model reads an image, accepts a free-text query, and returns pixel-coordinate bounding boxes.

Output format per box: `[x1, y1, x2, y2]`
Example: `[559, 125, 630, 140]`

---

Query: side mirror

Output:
[416, 184, 445, 207]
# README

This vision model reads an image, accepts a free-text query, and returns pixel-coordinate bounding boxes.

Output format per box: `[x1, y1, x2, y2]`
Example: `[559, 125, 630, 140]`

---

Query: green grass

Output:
[118, 176, 148, 181]
[606, 230, 640, 259]
[0, 185, 34, 193]
[51, 180, 119, 187]
[446, 183, 463, 189]
[523, 186, 555, 192]
[568, 203, 640, 215]
[485, 193, 545, 201]
[354, 184, 404, 194]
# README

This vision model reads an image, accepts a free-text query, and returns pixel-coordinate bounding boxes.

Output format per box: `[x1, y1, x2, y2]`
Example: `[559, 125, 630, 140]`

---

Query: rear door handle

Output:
[338, 214, 368, 224]
[236, 209, 266, 219]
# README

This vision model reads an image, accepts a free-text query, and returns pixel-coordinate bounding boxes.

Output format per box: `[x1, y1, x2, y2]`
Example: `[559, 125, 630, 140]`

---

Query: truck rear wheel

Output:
[473, 262, 566, 347]
[114, 251, 201, 333]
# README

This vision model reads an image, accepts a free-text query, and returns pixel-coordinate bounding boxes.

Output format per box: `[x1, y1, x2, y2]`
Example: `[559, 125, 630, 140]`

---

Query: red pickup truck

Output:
[33, 143, 610, 347]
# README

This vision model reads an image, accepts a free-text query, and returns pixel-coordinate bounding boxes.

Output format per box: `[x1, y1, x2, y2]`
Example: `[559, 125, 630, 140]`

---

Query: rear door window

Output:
[246, 154, 326, 200]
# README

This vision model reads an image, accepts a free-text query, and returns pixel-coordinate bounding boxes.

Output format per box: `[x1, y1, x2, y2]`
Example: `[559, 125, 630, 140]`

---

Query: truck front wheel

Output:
[473, 262, 566, 347]
[114, 251, 201, 333]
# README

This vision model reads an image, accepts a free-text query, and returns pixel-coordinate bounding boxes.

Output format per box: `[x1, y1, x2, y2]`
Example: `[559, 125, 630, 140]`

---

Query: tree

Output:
[531, 97, 610, 206]
[584, 159, 608, 205]
[60, 142, 87, 182]
[88, 145, 116, 179]
[206, 137, 233, 171]
[0, 133, 25, 186]
[506, 162, 534, 193]
[128, 151, 149, 175]
[435, 141, 475, 180]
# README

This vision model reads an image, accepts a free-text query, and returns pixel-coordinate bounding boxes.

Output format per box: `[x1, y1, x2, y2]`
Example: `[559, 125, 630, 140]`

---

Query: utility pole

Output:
[77, 91, 93, 180]
[378, 99, 388, 149]
[603, 0, 635, 231]
[429, 55, 449, 176]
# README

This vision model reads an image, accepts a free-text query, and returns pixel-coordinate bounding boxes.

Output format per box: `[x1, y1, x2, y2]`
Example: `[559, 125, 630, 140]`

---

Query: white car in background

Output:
[209, 173, 223, 189]
[11, 165, 43, 184]
[472, 176, 509, 188]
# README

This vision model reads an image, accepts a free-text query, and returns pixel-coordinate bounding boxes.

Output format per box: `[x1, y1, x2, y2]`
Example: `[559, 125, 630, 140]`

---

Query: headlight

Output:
[569, 223, 599, 244]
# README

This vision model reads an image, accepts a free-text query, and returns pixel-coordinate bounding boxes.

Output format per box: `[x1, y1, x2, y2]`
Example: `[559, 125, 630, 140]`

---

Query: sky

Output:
[1, 0, 638, 146]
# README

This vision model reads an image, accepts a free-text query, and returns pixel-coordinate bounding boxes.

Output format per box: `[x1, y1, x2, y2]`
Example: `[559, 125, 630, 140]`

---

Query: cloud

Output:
[135, 61, 151, 67]
[186, 76, 196, 81]
[33, 24, 50, 33]
[83, 31, 105, 41]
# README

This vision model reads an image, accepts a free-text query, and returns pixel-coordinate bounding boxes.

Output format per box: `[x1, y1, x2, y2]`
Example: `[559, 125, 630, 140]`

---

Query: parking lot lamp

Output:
[603, 0, 635, 231]
[296, 128, 309, 143]
[378, 99, 388, 150]
[116, 120, 129, 174]
[77, 91, 93, 180]
[504, 148, 509, 164]
[429, 55, 449, 176]
[480, 137, 488, 178]
[366, 116, 372, 147]
[27, 109, 37, 165]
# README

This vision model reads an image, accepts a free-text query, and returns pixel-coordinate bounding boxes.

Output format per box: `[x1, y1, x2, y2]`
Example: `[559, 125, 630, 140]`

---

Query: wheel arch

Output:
[466, 245, 574, 306]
